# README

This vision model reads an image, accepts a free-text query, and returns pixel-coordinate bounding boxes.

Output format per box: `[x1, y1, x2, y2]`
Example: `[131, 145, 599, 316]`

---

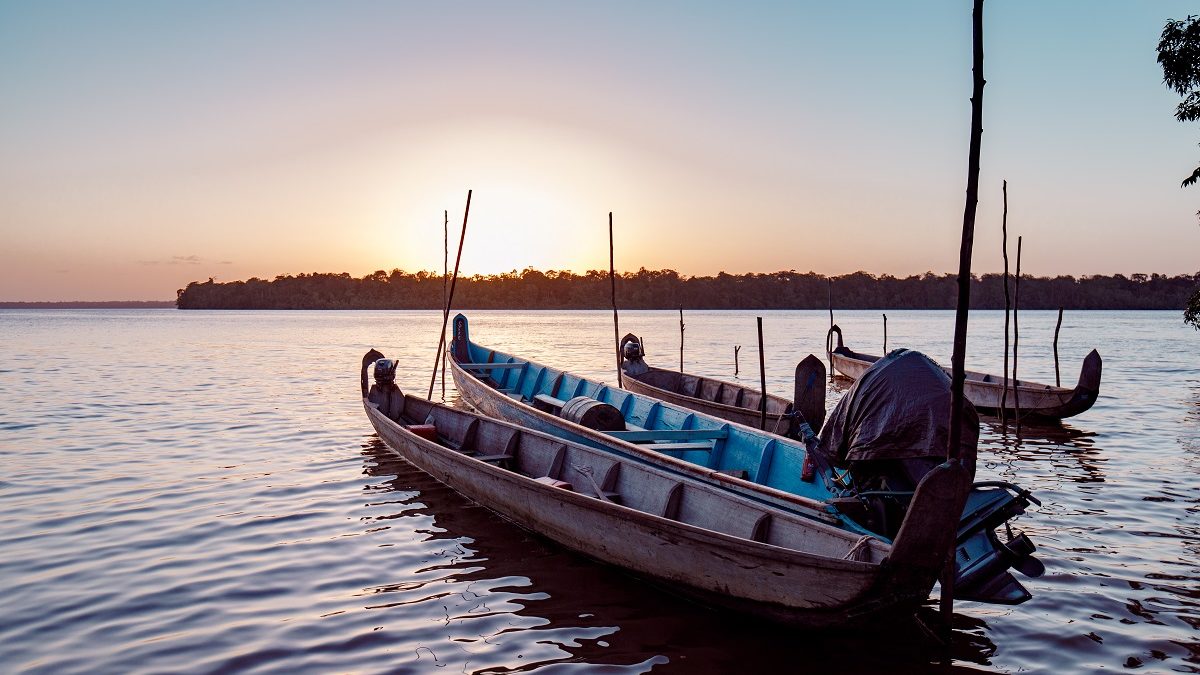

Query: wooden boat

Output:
[618, 333, 826, 436]
[362, 349, 969, 627]
[447, 313, 1043, 605]
[826, 325, 1102, 420]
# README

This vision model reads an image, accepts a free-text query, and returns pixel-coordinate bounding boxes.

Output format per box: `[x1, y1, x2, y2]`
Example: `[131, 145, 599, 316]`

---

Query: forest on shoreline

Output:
[175, 268, 1200, 311]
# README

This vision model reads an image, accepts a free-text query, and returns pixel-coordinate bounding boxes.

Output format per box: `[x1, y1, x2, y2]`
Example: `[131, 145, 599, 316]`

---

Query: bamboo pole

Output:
[1012, 235, 1023, 433]
[610, 213, 622, 388]
[827, 278, 835, 383]
[679, 306, 685, 372]
[943, 0, 986, 629]
[757, 316, 767, 430]
[1000, 180, 1011, 424]
[441, 209, 448, 401]
[428, 191, 471, 400]
[1053, 307, 1064, 387]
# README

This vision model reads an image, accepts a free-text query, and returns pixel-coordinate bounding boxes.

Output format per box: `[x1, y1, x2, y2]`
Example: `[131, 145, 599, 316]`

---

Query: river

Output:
[1, 309, 1196, 673]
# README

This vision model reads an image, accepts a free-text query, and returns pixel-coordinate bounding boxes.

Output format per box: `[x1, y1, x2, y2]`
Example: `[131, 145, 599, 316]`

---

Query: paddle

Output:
[793, 354, 827, 434]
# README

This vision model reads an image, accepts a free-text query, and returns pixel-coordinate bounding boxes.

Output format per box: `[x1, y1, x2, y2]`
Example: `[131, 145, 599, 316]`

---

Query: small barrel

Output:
[560, 396, 626, 432]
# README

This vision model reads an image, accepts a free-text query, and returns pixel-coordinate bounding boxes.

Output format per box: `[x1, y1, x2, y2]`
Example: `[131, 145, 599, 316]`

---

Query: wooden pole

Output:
[882, 313, 888, 353]
[679, 306, 685, 372]
[1053, 307, 1064, 387]
[429, 191, 471, 400]
[734, 345, 741, 376]
[942, 0, 986, 629]
[827, 278, 835, 383]
[610, 212, 622, 388]
[1012, 235, 1023, 433]
[757, 316, 767, 430]
[441, 209, 448, 401]
[1000, 180, 1011, 424]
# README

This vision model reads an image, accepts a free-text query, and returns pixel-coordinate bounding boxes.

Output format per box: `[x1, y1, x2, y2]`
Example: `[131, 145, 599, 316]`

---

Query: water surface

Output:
[1, 309, 1196, 673]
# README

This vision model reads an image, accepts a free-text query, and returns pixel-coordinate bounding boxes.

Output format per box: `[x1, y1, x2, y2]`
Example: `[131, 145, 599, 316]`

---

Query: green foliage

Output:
[1158, 15, 1200, 186]
[1186, 286, 1200, 330]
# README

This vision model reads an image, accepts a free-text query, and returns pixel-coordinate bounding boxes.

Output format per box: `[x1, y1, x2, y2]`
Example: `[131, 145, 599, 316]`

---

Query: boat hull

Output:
[622, 367, 793, 432]
[364, 401, 933, 627]
[827, 326, 1101, 421]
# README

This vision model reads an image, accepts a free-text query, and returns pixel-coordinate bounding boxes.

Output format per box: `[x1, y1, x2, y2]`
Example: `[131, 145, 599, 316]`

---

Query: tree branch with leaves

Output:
[1158, 15, 1200, 187]
[1157, 15, 1200, 329]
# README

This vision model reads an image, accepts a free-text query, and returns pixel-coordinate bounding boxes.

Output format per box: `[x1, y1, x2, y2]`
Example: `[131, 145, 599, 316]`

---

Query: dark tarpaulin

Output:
[818, 349, 978, 475]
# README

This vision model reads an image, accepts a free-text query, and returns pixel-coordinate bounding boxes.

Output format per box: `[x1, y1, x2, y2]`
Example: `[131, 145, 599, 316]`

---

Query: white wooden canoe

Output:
[619, 340, 795, 435]
[362, 349, 970, 627]
[617, 334, 829, 437]
[827, 325, 1101, 421]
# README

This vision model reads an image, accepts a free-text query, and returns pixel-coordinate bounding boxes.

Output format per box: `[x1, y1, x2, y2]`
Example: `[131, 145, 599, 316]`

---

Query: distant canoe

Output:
[827, 325, 1102, 421]
[618, 334, 798, 434]
[362, 349, 968, 627]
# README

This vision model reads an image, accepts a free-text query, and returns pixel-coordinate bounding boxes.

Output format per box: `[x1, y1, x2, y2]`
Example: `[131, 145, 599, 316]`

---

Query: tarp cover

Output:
[818, 349, 979, 468]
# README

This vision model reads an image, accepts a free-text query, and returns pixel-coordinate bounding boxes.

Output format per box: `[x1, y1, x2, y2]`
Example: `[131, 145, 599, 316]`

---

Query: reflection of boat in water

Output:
[979, 419, 1107, 484]
[448, 313, 1044, 605]
[827, 325, 1102, 421]
[364, 348, 970, 627]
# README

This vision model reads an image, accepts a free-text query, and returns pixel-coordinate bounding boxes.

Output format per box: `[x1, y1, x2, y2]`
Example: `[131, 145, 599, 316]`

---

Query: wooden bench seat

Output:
[533, 393, 567, 409]
[458, 362, 526, 370]
[607, 429, 728, 442]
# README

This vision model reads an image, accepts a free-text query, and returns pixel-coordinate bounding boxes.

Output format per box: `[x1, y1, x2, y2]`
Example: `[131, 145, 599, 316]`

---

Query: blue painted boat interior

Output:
[458, 331, 836, 505]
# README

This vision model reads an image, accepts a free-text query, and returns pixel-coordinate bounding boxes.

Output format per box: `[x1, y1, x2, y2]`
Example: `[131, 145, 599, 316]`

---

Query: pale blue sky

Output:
[1, 1, 1197, 300]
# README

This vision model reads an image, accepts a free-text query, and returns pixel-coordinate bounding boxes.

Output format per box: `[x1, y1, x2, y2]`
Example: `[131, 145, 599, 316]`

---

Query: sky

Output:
[2, 1, 1198, 301]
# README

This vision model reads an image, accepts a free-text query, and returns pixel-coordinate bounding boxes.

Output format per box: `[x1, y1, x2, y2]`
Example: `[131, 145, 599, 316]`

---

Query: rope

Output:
[843, 535, 876, 562]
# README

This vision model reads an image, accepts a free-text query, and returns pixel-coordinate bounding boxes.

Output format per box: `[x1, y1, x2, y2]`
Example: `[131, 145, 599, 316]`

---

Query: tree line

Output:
[175, 268, 1200, 311]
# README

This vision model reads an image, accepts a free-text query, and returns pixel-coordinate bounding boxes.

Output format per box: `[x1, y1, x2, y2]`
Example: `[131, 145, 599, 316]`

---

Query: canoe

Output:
[618, 333, 826, 437]
[447, 313, 1043, 605]
[827, 325, 1102, 420]
[361, 349, 969, 627]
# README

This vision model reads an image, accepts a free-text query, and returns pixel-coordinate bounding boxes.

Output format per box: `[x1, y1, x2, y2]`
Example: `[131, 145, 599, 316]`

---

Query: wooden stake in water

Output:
[882, 313, 888, 353]
[1012, 235, 1023, 433]
[757, 317, 767, 430]
[943, 0, 987, 629]
[441, 209, 448, 401]
[734, 345, 741, 376]
[1053, 307, 1064, 387]
[679, 306, 685, 372]
[610, 213, 622, 388]
[428, 190, 471, 400]
[827, 278, 835, 383]
[1000, 180, 1011, 424]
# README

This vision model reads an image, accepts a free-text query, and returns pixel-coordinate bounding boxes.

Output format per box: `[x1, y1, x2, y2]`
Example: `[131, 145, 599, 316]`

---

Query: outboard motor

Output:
[814, 349, 1043, 605]
[368, 358, 404, 420]
[619, 334, 649, 377]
